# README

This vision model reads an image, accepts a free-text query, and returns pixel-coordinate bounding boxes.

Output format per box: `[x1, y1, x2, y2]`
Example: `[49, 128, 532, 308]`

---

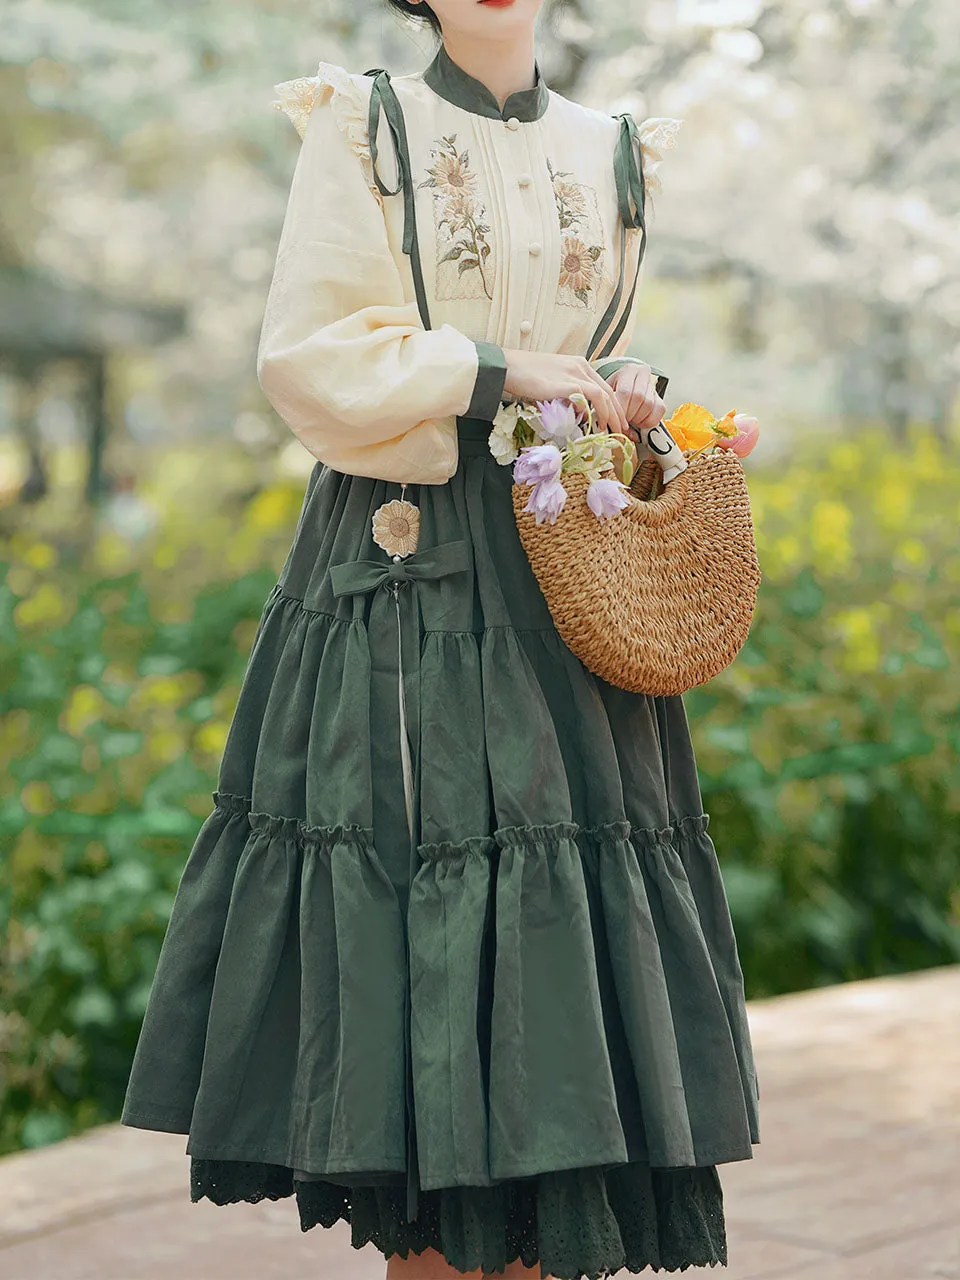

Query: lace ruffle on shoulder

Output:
[636, 116, 683, 195]
[272, 61, 381, 204]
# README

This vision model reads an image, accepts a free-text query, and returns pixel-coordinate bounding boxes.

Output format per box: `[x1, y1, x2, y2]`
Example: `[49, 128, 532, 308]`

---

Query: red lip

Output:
[479, 0, 518, 7]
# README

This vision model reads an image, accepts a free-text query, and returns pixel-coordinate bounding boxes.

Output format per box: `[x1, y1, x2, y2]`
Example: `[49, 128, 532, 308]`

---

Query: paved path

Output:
[1, 965, 958, 1279]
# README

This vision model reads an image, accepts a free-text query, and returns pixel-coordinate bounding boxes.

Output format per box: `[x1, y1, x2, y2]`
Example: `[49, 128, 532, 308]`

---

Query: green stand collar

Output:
[422, 43, 550, 122]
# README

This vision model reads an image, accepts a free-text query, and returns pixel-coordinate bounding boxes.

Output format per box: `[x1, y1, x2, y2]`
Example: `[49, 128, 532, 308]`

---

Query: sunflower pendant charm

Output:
[371, 484, 421, 558]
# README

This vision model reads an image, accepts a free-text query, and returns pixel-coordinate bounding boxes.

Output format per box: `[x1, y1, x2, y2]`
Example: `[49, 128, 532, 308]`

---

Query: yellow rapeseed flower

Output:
[196, 722, 229, 755]
[130, 673, 200, 712]
[895, 538, 927, 568]
[828, 441, 860, 475]
[766, 535, 803, 579]
[810, 499, 853, 574]
[23, 542, 58, 569]
[248, 486, 297, 532]
[95, 531, 133, 572]
[153, 544, 178, 570]
[873, 477, 911, 533]
[147, 730, 186, 764]
[14, 583, 71, 628]
[62, 685, 108, 737]
[833, 605, 882, 672]
[21, 781, 56, 816]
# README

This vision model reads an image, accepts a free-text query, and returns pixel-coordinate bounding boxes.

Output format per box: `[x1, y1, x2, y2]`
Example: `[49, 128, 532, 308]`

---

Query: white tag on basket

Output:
[638, 421, 688, 484]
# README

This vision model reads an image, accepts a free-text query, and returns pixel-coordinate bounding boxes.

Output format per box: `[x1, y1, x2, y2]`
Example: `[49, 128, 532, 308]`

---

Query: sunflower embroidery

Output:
[547, 159, 605, 308]
[420, 135, 494, 301]
[371, 498, 420, 558]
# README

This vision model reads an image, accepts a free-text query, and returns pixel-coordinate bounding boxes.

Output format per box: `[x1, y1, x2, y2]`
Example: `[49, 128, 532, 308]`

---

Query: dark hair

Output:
[384, 0, 443, 34]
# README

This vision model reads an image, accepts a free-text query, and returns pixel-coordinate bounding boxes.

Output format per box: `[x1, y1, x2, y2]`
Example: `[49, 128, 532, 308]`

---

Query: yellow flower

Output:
[810, 499, 853, 574]
[248, 486, 298, 532]
[371, 498, 420, 558]
[21, 781, 55, 816]
[14, 583, 71, 629]
[62, 685, 108, 737]
[662, 402, 716, 452]
[23, 542, 57, 570]
[712, 409, 739, 439]
[196, 722, 229, 755]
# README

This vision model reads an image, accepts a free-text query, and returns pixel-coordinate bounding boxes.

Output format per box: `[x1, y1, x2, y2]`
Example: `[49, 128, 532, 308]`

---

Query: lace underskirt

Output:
[190, 1157, 727, 1278]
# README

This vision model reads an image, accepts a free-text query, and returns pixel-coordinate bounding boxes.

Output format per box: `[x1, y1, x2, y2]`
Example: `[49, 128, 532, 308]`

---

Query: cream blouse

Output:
[257, 45, 682, 485]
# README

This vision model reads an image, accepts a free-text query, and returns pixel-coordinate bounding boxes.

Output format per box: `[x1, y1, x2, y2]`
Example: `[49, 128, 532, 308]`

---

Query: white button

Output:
[505, 116, 521, 131]
[518, 172, 532, 187]
[529, 241, 542, 256]
[519, 319, 533, 336]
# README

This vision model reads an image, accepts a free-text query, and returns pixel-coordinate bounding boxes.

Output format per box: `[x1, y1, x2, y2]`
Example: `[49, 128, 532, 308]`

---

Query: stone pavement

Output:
[0, 964, 957, 1280]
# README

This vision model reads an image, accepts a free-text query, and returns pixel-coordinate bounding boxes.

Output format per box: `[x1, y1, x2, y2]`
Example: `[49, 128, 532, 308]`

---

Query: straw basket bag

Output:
[511, 420, 762, 696]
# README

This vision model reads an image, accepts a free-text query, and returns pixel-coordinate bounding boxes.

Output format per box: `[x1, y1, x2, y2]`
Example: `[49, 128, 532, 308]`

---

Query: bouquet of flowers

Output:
[490, 394, 761, 526]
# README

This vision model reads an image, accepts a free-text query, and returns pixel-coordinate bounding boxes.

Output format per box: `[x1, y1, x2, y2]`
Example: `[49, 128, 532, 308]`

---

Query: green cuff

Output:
[594, 356, 667, 382]
[465, 341, 508, 421]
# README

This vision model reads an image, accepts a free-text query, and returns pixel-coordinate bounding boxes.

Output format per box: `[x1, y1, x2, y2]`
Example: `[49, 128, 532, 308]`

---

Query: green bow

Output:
[329, 539, 471, 597]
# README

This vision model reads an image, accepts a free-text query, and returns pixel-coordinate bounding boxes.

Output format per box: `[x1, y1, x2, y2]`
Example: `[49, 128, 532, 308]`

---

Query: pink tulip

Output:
[716, 413, 760, 457]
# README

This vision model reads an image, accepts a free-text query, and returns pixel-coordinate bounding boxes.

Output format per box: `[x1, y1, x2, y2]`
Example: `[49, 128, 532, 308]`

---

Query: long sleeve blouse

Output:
[257, 44, 682, 485]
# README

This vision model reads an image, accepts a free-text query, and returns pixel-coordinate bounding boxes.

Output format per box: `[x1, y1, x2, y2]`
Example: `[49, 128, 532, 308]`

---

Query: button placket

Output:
[499, 116, 543, 349]
[518, 130, 546, 348]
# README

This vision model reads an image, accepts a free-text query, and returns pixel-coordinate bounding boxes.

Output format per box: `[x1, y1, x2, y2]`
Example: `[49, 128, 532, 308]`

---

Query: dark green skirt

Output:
[121, 415, 760, 1278]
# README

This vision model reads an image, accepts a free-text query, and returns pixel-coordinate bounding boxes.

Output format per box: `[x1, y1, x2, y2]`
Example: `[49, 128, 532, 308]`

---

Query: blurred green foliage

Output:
[1, 425, 959, 1155]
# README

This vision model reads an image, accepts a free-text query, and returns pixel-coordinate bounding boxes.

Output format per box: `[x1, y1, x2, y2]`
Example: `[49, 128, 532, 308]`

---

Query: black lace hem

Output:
[190, 1157, 727, 1278]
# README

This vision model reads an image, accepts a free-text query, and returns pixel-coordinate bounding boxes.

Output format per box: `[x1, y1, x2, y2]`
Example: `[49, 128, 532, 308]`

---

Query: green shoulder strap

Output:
[585, 112, 648, 362]
[364, 68, 433, 333]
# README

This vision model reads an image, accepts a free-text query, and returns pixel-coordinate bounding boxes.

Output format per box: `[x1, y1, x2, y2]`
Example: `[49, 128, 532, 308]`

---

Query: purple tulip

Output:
[535, 398, 582, 447]
[523, 476, 568, 525]
[586, 476, 631, 521]
[513, 443, 563, 485]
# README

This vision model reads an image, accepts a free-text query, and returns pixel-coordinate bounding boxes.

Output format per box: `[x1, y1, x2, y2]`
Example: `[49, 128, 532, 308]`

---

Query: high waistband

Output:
[456, 415, 494, 456]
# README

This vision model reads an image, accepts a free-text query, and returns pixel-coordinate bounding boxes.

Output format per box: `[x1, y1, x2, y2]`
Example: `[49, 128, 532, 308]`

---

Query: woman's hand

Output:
[501, 350, 631, 437]
[606, 363, 666, 445]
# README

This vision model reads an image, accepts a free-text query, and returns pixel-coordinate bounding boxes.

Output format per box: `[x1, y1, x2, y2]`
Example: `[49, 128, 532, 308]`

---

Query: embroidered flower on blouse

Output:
[549, 165, 588, 230]
[559, 235, 602, 302]
[371, 498, 421, 558]
[420, 135, 494, 301]
[424, 145, 477, 197]
[547, 160, 605, 308]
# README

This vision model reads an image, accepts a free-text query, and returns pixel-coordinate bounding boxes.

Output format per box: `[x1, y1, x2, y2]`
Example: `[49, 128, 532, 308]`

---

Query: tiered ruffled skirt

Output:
[121, 417, 760, 1278]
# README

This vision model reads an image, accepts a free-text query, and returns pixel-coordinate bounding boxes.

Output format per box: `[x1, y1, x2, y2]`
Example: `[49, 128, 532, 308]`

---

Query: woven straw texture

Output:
[512, 449, 762, 695]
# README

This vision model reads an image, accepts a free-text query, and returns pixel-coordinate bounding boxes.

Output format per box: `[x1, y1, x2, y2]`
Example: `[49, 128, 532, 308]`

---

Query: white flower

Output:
[489, 402, 522, 465]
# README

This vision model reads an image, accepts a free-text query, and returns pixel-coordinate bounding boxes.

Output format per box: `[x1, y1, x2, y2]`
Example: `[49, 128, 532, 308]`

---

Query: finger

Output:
[578, 381, 614, 433]
[620, 370, 647, 424]
[584, 368, 630, 435]
[605, 384, 632, 436]
[635, 391, 667, 432]
[589, 384, 616, 433]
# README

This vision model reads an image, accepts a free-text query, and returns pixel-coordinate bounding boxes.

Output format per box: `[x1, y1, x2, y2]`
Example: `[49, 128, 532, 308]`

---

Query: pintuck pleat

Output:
[123, 417, 759, 1276]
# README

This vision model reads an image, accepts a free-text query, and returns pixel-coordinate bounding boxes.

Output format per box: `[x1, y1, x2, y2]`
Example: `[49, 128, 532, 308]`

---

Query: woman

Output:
[121, 1, 761, 1276]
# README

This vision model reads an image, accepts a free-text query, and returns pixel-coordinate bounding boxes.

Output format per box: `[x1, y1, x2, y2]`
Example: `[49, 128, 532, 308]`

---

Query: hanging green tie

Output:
[365, 68, 433, 333]
[585, 112, 649, 362]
